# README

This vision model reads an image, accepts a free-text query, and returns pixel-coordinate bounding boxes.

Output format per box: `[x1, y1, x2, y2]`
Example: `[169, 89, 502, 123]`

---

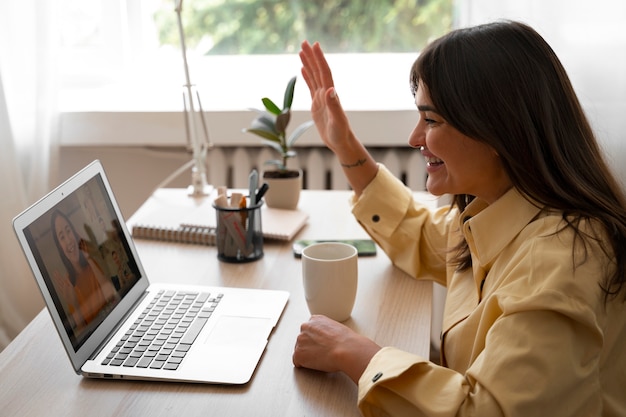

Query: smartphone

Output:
[292, 239, 377, 258]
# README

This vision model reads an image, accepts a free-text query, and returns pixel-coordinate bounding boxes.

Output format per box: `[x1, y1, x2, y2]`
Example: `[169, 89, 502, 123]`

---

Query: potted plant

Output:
[244, 76, 314, 209]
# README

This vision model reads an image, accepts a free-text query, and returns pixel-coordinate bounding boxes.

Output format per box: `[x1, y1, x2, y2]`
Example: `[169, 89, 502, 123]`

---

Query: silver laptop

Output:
[13, 160, 288, 384]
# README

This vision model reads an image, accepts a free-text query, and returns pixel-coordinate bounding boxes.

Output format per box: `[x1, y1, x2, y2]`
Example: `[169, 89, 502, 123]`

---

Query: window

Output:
[153, 0, 453, 54]
[58, 0, 454, 145]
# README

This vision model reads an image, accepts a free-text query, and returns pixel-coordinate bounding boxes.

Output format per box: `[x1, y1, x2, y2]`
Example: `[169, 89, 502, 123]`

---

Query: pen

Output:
[248, 169, 258, 206]
[246, 169, 259, 248]
[255, 182, 269, 202]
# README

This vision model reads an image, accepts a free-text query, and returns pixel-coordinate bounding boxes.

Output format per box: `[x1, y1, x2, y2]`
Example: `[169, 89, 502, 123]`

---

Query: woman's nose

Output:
[408, 122, 425, 149]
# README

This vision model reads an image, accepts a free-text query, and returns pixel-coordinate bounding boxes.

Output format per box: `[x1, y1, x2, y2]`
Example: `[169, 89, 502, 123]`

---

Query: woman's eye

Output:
[418, 111, 441, 126]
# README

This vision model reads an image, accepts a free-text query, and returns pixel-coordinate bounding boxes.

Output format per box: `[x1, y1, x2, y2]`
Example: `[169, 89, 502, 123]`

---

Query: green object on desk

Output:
[292, 239, 377, 258]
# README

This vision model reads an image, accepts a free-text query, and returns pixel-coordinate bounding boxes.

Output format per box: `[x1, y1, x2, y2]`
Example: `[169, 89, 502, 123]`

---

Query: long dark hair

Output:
[51, 209, 88, 286]
[410, 20, 626, 303]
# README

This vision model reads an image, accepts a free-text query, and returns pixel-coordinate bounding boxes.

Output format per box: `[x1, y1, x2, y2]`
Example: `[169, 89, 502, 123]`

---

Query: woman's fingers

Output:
[299, 41, 334, 93]
[299, 43, 317, 93]
[310, 42, 334, 89]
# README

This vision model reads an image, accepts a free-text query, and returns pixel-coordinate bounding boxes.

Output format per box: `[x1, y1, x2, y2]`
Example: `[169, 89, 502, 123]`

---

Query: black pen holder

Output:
[213, 201, 264, 263]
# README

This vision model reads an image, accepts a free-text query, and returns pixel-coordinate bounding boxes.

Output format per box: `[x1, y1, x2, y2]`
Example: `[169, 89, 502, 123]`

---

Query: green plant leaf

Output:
[245, 128, 280, 142]
[246, 76, 313, 171]
[287, 120, 315, 147]
[275, 110, 291, 138]
[250, 113, 278, 134]
[283, 76, 297, 110]
[261, 140, 284, 154]
[262, 97, 282, 115]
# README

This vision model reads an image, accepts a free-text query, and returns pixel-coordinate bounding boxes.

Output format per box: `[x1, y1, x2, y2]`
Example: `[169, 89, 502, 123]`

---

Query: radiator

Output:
[205, 146, 427, 191]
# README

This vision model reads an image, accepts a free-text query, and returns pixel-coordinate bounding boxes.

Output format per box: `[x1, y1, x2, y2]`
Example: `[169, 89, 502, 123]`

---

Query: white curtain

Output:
[0, 0, 59, 350]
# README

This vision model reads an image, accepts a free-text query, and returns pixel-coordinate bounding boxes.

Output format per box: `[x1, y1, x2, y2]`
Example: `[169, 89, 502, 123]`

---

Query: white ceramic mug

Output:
[301, 242, 358, 322]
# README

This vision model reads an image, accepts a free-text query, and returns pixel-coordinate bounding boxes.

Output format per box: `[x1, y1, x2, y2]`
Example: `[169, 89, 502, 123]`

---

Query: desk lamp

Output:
[175, 0, 213, 196]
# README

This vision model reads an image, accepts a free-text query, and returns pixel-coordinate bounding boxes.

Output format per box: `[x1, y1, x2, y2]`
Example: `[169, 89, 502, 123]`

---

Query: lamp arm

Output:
[174, 0, 213, 196]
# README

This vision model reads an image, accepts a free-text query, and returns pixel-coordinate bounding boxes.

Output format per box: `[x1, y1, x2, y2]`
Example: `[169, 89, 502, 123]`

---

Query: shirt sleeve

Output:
[358, 347, 470, 417]
[351, 164, 452, 285]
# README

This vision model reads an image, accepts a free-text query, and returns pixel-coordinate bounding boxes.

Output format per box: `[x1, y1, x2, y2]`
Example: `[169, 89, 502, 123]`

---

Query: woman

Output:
[50, 209, 117, 327]
[293, 21, 626, 416]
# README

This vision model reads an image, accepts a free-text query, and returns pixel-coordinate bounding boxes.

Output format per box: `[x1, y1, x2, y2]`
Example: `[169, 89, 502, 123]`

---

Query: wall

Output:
[58, 109, 419, 217]
[59, 146, 193, 218]
[459, 0, 626, 185]
[59, 144, 426, 217]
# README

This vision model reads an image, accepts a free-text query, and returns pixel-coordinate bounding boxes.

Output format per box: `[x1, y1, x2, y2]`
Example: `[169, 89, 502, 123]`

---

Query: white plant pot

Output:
[262, 171, 302, 210]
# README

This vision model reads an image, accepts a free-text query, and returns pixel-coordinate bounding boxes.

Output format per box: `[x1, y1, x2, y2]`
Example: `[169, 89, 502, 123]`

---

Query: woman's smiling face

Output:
[55, 215, 79, 264]
[408, 81, 512, 204]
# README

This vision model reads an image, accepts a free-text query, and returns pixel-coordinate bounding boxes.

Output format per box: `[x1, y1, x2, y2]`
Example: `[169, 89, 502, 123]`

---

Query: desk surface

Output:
[0, 189, 434, 417]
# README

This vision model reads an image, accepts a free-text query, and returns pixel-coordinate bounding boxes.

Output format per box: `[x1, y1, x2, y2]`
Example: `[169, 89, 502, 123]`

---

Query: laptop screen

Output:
[21, 173, 141, 351]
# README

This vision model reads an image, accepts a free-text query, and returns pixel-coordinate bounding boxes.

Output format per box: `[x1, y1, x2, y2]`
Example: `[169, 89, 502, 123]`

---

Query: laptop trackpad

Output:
[204, 315, 273, 347]
[191, 316, 273, 384]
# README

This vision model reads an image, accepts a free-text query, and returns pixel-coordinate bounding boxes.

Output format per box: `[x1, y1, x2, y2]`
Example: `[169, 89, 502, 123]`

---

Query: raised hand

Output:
[298, 41, 353, 154]
[298, 41, 379, 195]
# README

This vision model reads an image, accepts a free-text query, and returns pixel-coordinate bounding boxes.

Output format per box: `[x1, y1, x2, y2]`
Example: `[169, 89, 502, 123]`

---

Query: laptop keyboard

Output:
[101, 289, 223, 371]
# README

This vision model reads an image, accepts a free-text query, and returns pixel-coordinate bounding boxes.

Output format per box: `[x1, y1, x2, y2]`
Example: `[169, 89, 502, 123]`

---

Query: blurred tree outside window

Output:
[153, 0, 453, 55]
[57, 0, 455, 113]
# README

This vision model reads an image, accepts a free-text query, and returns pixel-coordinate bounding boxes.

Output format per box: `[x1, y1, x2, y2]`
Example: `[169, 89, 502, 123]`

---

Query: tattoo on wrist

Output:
[341, 159, 367, 168]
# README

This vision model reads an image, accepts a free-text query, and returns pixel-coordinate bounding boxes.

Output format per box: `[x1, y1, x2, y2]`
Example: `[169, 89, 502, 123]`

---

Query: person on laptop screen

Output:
[25, 176, 140, 349]
[50, 209, 118, 329]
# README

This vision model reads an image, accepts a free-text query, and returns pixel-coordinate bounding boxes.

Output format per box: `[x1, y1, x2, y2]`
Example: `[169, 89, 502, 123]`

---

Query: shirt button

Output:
[372, 372, 383, 382]
[372, 214, 380, 223]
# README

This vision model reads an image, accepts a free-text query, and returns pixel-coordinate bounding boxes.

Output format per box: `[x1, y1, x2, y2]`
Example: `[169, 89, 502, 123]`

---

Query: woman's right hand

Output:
[299, 41, 354, 154]
[299, 41, 379, 195]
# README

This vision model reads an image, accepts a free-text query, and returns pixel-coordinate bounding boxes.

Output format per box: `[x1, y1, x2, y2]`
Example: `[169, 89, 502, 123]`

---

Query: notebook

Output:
[129, 188, 309, 245]
[12, 160, 289, 384]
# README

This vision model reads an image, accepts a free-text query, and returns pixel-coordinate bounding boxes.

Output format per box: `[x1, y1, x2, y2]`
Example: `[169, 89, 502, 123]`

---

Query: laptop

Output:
[12, 160, 289, 384]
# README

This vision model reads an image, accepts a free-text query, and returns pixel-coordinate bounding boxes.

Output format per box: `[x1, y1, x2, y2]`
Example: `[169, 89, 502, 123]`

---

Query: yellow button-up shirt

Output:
[352, 165, 626, 417]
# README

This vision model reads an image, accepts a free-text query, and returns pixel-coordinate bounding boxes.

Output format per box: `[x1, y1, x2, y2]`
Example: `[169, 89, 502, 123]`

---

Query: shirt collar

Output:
[459, 188, 544, 266]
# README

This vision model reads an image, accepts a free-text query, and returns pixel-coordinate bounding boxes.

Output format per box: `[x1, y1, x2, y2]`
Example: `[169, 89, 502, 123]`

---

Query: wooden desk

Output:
[0, 190, 434, 417]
